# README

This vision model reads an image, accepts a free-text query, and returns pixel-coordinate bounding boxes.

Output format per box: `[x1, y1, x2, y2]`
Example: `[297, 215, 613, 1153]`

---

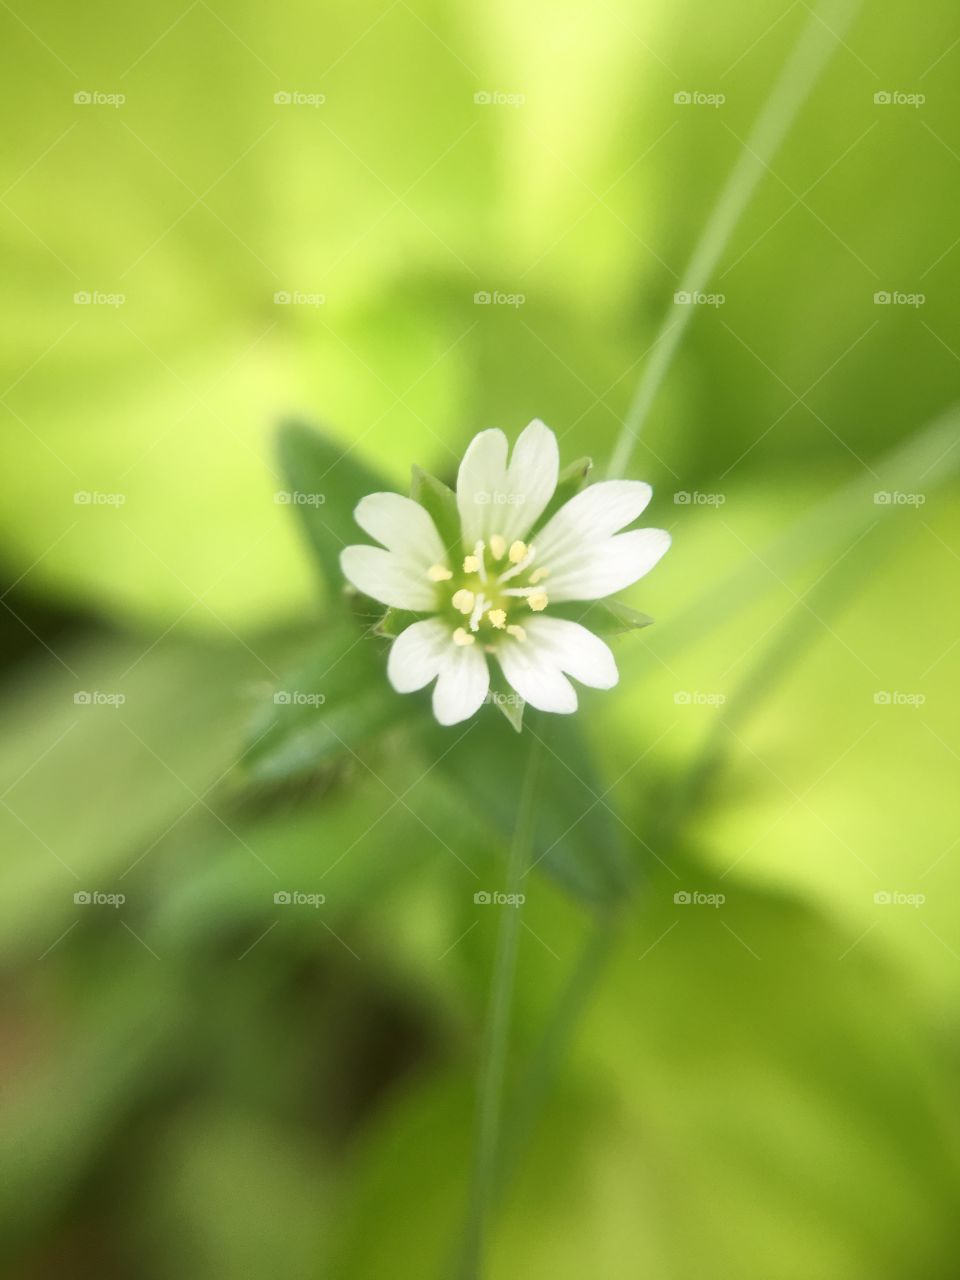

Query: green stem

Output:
[497, 907, 618, 1196]
[606, 0, 862, 478]
[458, 735, 543, 1280]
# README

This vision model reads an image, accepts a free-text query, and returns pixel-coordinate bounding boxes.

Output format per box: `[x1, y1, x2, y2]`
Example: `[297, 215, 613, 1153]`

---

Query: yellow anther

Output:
[487, 608, 507, 629]
[463, 554, 480, 573]
[527, 592, 549, 612]
[452, 589, 475, 614]
[452, 627, 475, 646]
[428, 564, 453, 581]
[508, 540, 528, 564]
[506, 624, 527, 641]
[489, 534, 507, 560]
[528, 567, 549, 584]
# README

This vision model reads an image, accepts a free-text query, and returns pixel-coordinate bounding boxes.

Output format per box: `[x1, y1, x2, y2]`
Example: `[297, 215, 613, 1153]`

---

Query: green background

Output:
[1, 0, 959, 1275]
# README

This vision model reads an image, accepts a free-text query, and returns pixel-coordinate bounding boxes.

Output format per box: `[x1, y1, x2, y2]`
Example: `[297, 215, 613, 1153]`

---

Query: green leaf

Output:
[410, 465, 462, 555]
[242, 622, 404, 781]
[423, 711, 630, 904]
[276, 420, 391, 600]
[533, 456, 592, 531]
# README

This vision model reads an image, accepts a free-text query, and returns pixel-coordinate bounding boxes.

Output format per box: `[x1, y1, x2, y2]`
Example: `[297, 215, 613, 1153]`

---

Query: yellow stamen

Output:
[487, 608, 507, 629]
[463, 554, 480, 573]
[527, 592, 549, 612]
[452, 589, 475, 614]
[528, 567, 549, 584]
[428, 563, 453, 581]
[489, 534, 507, 560]
[506, 624, 526, 641]
[508, 540, 528, 564]
[452, 627, 475, 646]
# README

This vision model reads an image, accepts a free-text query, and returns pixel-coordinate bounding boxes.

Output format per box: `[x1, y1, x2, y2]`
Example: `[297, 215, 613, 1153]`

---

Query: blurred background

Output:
[2, 0, 959, 1275]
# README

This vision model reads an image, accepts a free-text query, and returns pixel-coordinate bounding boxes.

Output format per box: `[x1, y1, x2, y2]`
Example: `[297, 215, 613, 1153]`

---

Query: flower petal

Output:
[497, 639, 578, 714]
[456, 428, 509, 546]
[456, 421, 561, 546]
[355, 492, 446, 566]
[388, 618, 452, 693]
[340, 545, 438, 610]
[432, 643, 490, 726]
[500, 419, 560, 543]
[522, 617, 619, 689]
[534, 480, 653, 564]
[545, 528, 671, 602]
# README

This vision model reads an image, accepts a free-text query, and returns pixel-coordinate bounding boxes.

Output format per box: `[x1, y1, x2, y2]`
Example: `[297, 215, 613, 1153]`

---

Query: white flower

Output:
[340, 420, 671, 726]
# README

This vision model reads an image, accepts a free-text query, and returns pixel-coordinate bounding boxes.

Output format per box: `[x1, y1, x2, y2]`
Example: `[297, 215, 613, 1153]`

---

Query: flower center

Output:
[427, 534, 550, 646]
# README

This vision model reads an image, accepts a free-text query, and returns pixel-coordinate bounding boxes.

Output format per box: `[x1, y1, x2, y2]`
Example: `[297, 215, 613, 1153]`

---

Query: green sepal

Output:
[486, 671, 525, 732]
[532, 455, 592, 531]
[410, 465, 462, 555]
[556, 598, 654, 635]
[374, 608, 423, 639]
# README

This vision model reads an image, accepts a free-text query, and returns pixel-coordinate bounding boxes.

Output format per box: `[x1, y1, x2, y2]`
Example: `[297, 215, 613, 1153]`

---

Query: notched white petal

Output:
[523, 617, 619, 689]
[497, 641, 578, 715]
[388, 618, 452, 693]
[340, 545, 438, 610]
[456, 428, 509, 546]
[534, 480, 653, 564]
[545, 528, 671, 602]
[432, 642, 490, 726]
[354, 492, 446, 566]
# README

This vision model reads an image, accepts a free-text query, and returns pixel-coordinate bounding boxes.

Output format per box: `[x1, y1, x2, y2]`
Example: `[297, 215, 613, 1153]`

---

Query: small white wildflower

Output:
[340, 420, 671, 726]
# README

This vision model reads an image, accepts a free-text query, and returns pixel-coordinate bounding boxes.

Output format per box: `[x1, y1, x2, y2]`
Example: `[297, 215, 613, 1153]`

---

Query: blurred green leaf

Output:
[277, 420, 390, 601]
[242, 622, 407, 782]
[424, 711, 630, 904]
